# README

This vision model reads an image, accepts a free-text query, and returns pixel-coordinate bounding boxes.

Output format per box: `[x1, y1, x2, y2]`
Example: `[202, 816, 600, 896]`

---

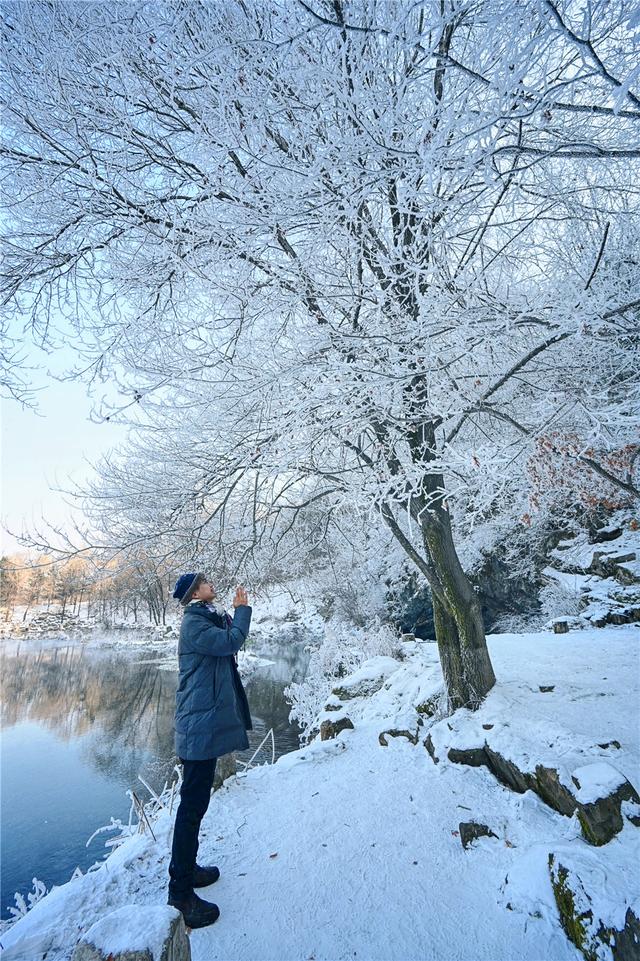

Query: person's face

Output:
[193, 577, 215, 602]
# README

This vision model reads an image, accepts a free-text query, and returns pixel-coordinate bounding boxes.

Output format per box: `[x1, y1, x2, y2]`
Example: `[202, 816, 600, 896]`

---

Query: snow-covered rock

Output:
[329, 655, 400, 700]
[544, 516, 640, 628]
[548, 848, 640, 961]
[70, 905, 188, 961]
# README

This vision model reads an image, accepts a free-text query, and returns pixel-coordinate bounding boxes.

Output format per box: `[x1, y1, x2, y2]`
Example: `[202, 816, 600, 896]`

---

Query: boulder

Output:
[533, 764, 578, 817]
[589, 551, 637, 585]
[415, 692, 442, 718]
[484, 746, 532, 794]
[320, 716, 354, 740]
[447, 745, 489, 767]
[213, 752, 236, 791]
[71, 906, 189, 961]
[459, 821, 498, 849]
[622, 800, 640, 827]
[331, 657, 399, 701]
[571, 764, 640, 846]
[549, 854, 640, 961]
[593, 526, 624, 544]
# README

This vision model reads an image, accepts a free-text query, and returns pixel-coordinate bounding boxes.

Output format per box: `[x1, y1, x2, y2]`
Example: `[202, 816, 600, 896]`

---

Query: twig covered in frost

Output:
[237, 727, 276, 773]
[3, 877, 49, 928]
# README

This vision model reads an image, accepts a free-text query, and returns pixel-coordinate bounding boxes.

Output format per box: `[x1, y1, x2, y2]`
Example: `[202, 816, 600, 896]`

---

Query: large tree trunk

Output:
[424, 507, 496, 711]
[400, 378, 496, 711]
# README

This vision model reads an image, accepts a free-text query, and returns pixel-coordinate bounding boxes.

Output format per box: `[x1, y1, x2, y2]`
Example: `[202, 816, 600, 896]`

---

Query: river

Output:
[0, 627, 311, 921]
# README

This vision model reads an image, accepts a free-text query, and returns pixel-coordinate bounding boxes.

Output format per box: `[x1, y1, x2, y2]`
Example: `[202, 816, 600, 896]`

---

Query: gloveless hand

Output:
[232, 585, 249, 608]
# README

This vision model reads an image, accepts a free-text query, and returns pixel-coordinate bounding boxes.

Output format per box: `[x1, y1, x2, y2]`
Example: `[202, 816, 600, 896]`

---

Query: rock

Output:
[459, 821, 498, 849]
[394, 579, 435, 639]
[553, 621, 570, 634]
[474, 548, 543, 630]
[484, 745, 532, 794]
[549, 854, 640, 961]
[589, 605, 640, 628]
[622, 800, 640, 827]
[448, 746, 640, 845]
[213, 753, 236, 791]
[539, 685, 555, 692]
[533, 764, 578, 817]
[320, 716, 354, 740]
[415, 691, 442, 718]
[331, 666, 394, 700]
[613, 909, 640, 961]
[423, 732, 439, 764]
[378, 727, 419, 747]
[610, 609, 637, 623]
[592, 526, 623, 544]
[575, 776, 640, 847]
[447, 745, 489, 767]
[71, 905, 189, 961]
[323, 702, 343, 712]
[598, 740, 621, 751]
[589, 550, 637, 584]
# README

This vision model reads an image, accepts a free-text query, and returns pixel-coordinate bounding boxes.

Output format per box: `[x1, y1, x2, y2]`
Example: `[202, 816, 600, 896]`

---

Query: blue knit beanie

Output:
[173, 572, 203, 605]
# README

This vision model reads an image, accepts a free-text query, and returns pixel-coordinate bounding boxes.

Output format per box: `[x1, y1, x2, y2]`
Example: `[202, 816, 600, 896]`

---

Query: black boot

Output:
[168, 891, 220, 928]
[193, 864, 220, 887]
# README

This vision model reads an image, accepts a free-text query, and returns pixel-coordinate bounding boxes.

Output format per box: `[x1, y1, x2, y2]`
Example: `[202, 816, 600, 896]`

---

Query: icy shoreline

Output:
[1, 624, 638, 961]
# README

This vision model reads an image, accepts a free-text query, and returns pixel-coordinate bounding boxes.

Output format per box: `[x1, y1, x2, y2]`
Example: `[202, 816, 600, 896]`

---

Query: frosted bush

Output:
[490, 611, 548, 634]
[539, 578, 585, 620]
[284, 618, 401, 740]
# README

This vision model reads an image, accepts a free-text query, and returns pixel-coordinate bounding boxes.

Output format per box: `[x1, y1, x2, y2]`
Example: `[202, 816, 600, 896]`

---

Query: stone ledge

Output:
[429, 740, 639, 846]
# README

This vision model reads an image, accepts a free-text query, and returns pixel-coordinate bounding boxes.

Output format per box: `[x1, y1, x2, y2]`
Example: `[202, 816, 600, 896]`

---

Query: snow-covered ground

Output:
[1, 623, 637, 961]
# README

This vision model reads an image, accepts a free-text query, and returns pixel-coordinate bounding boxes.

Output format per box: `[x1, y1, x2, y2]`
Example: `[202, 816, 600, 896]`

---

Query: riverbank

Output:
[1, 623, 637, 961]
[0, 608, 313, 926]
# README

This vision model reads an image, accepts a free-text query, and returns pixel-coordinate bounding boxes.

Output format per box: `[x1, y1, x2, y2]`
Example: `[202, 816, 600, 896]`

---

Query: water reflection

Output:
[1, 634, 310, 768]
[243, 635, 310, 760]
[2, 642, 177, 787]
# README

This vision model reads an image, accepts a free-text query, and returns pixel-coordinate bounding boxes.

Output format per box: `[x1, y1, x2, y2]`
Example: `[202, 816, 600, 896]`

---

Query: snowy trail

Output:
[189, 726, 580, 961]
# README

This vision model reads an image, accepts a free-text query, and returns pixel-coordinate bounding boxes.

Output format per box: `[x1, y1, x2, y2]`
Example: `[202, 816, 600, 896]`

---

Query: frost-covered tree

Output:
[2, 0, 639, 709]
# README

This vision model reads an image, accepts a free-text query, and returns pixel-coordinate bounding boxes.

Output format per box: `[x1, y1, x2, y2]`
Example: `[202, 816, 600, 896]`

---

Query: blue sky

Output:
[1, 347, 125, 554]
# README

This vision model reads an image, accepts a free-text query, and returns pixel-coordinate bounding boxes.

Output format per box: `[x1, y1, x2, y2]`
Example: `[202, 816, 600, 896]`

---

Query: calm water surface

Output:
[0, 629, 311, 920]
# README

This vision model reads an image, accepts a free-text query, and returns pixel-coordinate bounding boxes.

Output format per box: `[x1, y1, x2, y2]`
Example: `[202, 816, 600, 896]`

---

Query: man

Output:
[167, 572, 253, 929]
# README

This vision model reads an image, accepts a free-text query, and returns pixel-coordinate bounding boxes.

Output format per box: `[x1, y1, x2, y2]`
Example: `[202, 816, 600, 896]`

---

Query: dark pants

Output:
[168, 757, 217, 899]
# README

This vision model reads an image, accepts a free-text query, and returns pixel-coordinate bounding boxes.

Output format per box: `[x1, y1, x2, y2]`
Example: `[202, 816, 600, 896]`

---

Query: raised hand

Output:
[232, 585, 249, 608]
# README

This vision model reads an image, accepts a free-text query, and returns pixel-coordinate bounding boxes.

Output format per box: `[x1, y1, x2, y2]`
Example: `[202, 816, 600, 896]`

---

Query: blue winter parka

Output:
[174, 602, 253, 761]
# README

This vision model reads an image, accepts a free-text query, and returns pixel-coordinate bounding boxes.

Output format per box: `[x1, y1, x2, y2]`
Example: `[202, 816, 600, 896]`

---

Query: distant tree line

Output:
[0, 554, 172, 625]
